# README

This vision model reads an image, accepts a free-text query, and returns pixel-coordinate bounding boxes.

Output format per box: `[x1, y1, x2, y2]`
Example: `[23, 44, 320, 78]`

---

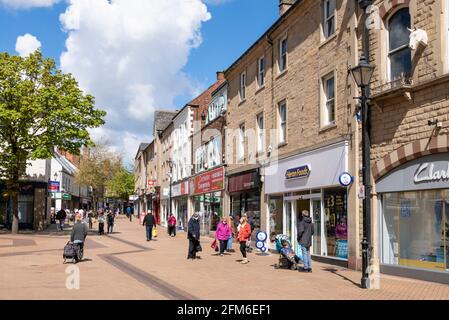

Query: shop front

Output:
[172, 180, 189, 231]
[264, 141, 350, 263]
[228, 170, 261, 241]
[376, 153, 449, 282]
[190, 166, 225, 236]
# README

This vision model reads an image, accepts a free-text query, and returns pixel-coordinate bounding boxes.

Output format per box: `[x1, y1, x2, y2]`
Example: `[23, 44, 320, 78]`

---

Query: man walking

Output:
[187, 213, 201, 260]
[142, 212, 156, 241]
[297, 210, 314, 272]
[126, 206, 132, 222]
[56, 208, 66, 231]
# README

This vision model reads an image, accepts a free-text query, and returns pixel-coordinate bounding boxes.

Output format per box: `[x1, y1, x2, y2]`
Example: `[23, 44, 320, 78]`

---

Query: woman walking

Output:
[215, 216, 232, 256]
[237, 216, 252, 264]
[168, 214, 177, 237]
[98, 212, 105, 235]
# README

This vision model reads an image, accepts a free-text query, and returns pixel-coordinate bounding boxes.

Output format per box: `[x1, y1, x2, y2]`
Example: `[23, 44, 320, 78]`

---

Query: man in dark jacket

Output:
[70, 214, 88, 262]
[187, 213, 201, 260]
[56, 208, 67, 230]
[297, 210, 314, 272]
[142, 212, 156, 241]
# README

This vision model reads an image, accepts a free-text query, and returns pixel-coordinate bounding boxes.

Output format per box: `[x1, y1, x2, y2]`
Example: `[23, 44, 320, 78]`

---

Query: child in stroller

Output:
[274, 235, 301, 270]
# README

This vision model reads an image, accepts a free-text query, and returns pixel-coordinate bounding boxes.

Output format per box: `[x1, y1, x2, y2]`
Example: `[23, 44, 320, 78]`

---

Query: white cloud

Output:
[15, 33, 41, 57]
[0, 0, 60, 9]
[59, 0, 211, 164]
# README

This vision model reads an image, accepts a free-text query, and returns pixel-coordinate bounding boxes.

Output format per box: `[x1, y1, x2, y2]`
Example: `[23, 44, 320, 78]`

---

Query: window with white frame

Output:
[279, 37, 288, 73]
[239, 123, 245, 160]
[240, 71, 246, 101]
[321, 73, 335, 126]
[257, 56, 265, 87]
[387, 8, 412, 81]
[257, 113, 264, 152]
[278, 102, 287, 144]
[323, 0, 336, 39]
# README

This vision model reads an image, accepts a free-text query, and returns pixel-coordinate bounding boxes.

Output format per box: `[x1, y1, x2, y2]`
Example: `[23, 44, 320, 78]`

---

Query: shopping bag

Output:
[152, 227, 158, 238]
[211, 239, 218, 251]
[295, 241, 303, 261]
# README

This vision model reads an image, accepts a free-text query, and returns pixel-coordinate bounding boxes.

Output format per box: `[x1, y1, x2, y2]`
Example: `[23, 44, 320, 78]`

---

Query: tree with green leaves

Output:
[0, 50, 106, 233]
[75, 139, 122, 213]
[106, 166, 135, 201]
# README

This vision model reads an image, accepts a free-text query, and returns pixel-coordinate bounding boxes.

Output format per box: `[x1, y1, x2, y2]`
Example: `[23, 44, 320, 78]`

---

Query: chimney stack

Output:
[216, 71, 225, 81]
[279, 0, 296, 16]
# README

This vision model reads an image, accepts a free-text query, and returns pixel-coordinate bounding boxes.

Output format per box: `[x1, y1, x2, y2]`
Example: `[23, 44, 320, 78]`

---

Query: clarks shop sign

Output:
[376, 153, 449, 193]
[414, 162, 449, 183]
[285, 165, 311, 180]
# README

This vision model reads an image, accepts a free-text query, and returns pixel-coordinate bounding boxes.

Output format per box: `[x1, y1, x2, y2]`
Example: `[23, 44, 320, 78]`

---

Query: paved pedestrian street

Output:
[1, 216, 449, 300]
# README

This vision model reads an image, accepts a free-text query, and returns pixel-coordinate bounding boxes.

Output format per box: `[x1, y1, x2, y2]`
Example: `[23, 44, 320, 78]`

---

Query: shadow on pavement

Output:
[322, 267, 361, 288]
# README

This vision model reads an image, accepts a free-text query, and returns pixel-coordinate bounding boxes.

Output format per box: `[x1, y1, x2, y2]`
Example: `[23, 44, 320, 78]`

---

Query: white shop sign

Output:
[377, 153, 449, 193]
[264, 141, 349, 194]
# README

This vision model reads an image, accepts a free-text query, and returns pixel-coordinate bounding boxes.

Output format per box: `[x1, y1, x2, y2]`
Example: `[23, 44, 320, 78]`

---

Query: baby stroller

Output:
[274, 234, 301, 270]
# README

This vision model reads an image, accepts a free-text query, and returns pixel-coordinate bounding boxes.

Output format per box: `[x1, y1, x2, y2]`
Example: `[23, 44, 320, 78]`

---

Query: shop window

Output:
[322, 0, 336, 39]
[387, 8, 412, 81]
[257, 56, 265, 87]
[269, 196, 283, 243]
[279, 37, 288, 73]
[381, 190, 449, 272]
[321, 73, 335, 126]
[323, 187, 348, 258]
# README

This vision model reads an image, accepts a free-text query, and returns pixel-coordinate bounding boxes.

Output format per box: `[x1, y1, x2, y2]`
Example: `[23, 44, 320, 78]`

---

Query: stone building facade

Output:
[364, 0, 449, 284]
[224, 0, 362, 268]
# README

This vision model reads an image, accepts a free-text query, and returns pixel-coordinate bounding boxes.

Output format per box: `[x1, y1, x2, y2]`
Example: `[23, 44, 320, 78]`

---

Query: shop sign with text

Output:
[285, 165, 311, 180]
[190, 167, 224, 195]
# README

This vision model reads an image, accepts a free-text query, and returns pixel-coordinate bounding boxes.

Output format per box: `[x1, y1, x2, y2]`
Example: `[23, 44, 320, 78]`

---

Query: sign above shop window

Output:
[190, 167, 224, 195]
[414, 162, 449, 183]
[377, 153, 449, 193]
[285, 165, 311, 180]
[228, 171, 259, 193]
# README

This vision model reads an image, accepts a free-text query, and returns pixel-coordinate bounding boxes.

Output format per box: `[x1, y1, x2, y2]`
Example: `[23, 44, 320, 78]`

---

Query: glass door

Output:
[311, 199, 322, 255]
[284, 201, 294, 242]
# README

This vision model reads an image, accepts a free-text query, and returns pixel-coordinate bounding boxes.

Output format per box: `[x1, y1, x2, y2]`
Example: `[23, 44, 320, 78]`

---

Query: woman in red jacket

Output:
[237, 216, 252, 264]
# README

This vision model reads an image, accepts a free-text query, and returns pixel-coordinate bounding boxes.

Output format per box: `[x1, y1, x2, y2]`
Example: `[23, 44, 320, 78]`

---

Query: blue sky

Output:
[0, 0, 279, 162]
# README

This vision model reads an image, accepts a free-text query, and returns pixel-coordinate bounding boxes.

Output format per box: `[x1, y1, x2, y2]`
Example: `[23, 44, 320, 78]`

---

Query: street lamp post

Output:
[350, 54, 375, 289]
[168, 159, 173, 222]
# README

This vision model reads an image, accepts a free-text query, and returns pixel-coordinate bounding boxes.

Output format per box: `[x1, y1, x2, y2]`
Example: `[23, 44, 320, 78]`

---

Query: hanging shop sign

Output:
[148, 179, 156, 187]
[190, 167, 224, 195]
[285, 165, 311, 180]
[338, 172, 353, 187]
[48, 181, 60, 192]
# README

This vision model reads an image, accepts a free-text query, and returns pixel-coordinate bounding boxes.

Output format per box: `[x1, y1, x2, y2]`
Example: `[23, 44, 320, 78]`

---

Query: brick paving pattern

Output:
[1, 216, 449, 300]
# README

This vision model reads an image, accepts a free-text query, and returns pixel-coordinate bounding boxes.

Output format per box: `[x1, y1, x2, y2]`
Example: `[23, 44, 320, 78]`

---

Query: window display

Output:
[230, 191, 260, 241]
[323, 187, 347, 258]
[381, 189, 449, 272]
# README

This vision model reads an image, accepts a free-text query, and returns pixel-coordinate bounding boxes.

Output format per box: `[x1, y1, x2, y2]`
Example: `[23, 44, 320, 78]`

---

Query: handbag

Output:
[196, 242, 202, 252]
[152, 227, 158, 238]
